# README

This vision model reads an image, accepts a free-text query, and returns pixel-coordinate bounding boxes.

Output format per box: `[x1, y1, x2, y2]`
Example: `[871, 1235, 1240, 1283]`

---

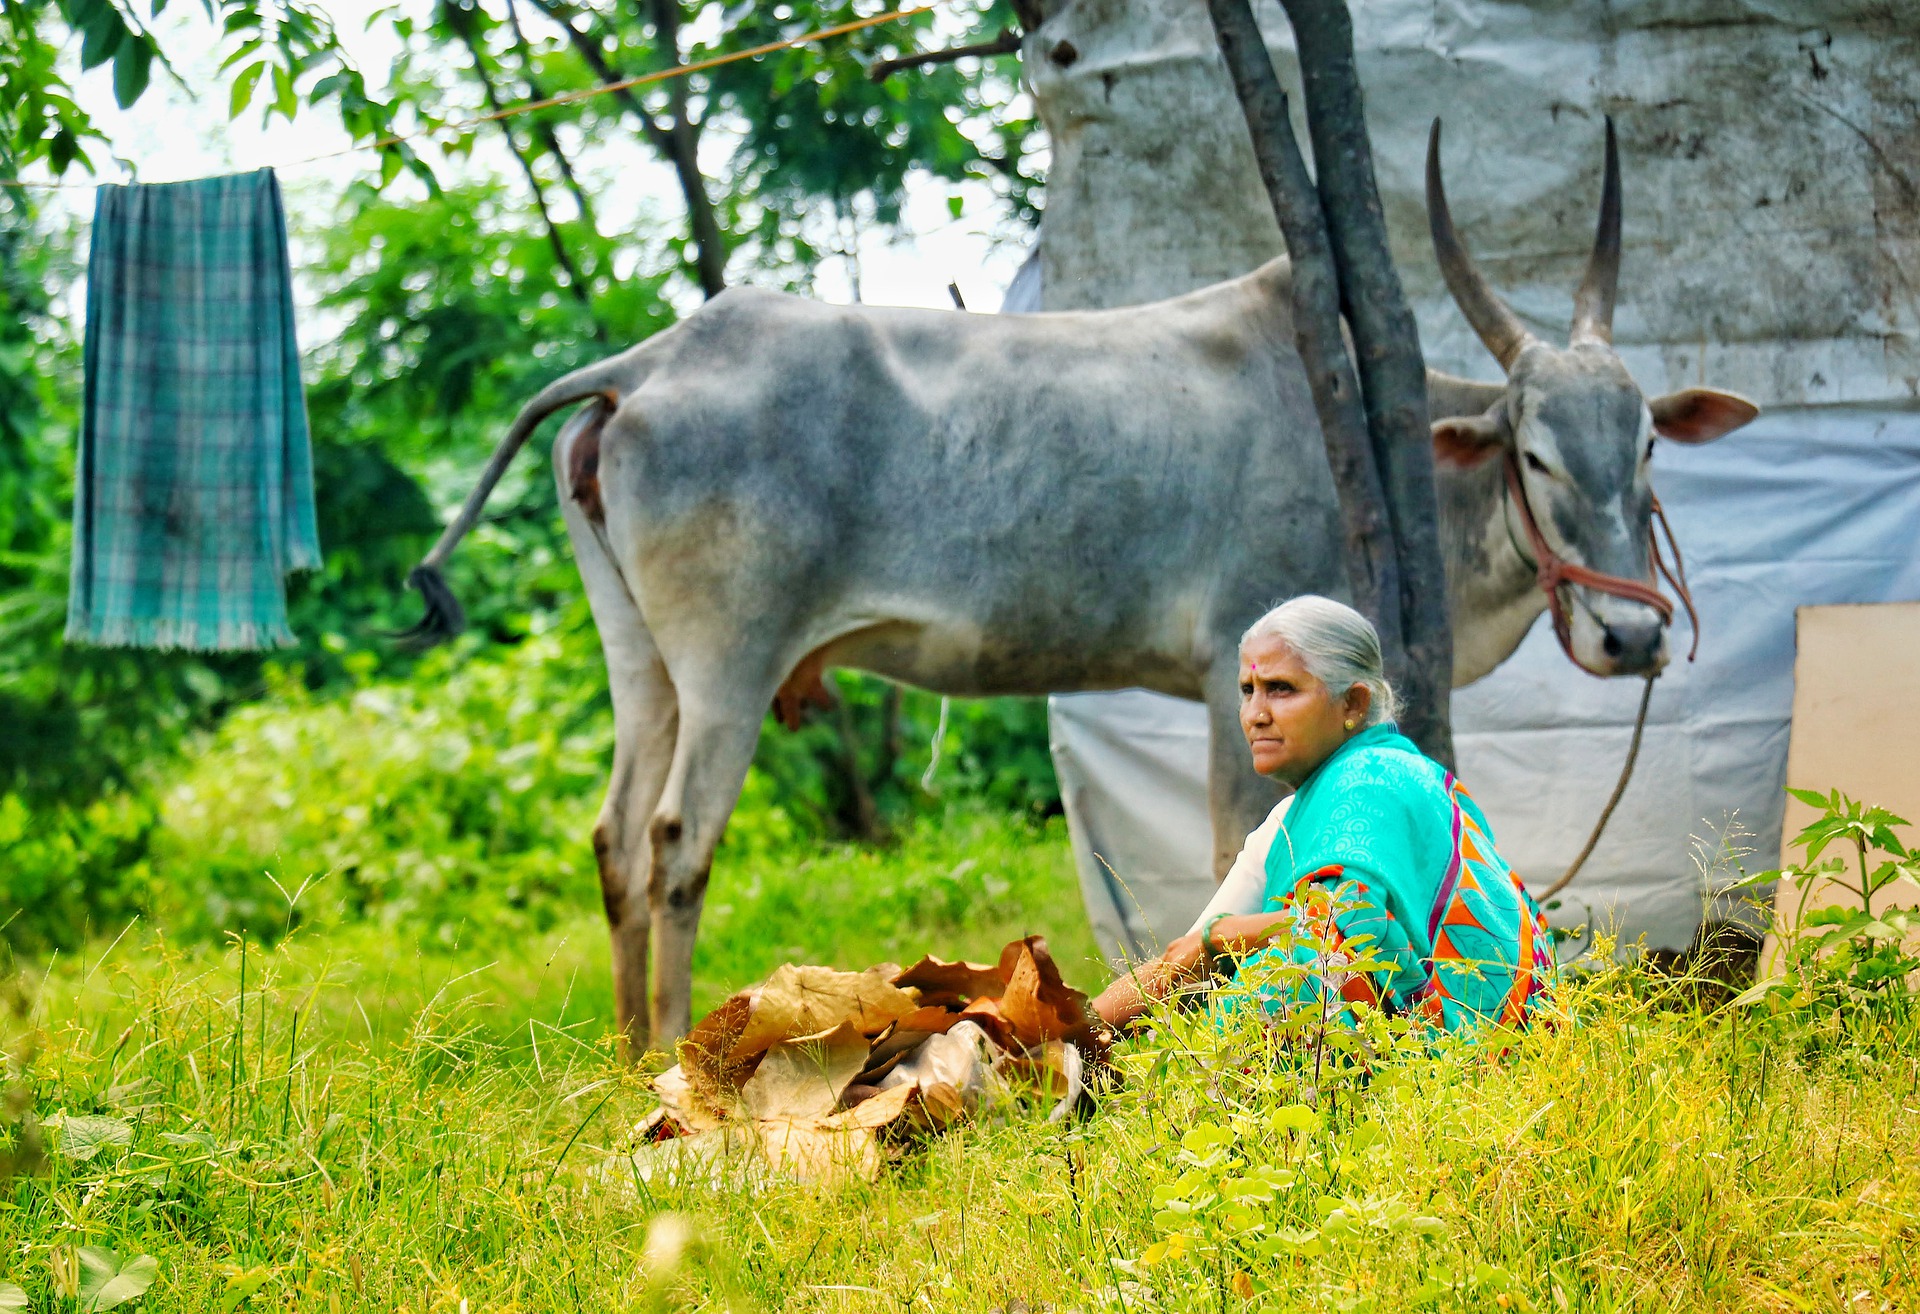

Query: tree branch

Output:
[1204, 0, 1403, 662]
[641, 0, 729, 298]
[1280, 0, 1452, 766]
[868, 28, 1021, 83]
[505, 0, 602, 235]
[526, 0, 730, 298]
[453, 20, 605, 341]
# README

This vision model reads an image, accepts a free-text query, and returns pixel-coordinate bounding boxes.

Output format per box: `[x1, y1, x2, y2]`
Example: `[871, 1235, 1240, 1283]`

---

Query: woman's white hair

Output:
[1239, 595, 1401, 727]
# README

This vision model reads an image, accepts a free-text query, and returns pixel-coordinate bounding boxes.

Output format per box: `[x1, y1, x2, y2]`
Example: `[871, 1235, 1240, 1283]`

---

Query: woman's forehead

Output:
[1240, 632, 1306, 673]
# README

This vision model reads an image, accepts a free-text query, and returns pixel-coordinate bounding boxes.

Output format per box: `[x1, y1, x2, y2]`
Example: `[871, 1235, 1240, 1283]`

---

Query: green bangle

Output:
[1202, 912, 1233, 968]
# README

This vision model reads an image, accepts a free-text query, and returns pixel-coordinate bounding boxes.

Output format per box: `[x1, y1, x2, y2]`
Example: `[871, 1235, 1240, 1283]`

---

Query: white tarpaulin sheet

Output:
[1019, 0, 1920, 962]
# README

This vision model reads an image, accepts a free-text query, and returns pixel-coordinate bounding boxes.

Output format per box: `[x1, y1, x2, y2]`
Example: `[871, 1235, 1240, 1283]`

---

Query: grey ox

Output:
[403, 125, 1758, 1050]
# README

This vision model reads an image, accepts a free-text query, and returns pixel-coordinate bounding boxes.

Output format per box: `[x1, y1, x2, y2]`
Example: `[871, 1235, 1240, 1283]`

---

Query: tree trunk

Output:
[1203, 0, 1404, 669]
[1279, 0, 1453, 767]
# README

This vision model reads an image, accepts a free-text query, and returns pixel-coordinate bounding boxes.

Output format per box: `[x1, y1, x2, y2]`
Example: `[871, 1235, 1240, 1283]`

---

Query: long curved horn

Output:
[1427, 119, 1538, 372]
[1570, 117, 1622, 347]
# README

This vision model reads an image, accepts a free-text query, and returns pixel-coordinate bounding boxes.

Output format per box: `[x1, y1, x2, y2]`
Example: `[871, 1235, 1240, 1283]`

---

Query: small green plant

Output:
[1734, 788, 1920, 1008]
[1111, 904, 1464, 1308]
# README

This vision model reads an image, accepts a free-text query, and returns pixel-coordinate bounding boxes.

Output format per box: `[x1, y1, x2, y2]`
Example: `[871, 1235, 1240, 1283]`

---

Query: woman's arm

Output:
[1181, 797, 1291, 938]
[1093, 797, 1295, 1031]
[1090, 911, 1289, 1031]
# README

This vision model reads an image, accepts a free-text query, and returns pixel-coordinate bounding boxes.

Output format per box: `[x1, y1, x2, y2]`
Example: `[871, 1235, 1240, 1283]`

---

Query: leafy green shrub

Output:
[142, 617, 1063, 954]
[0, 790, 156, 955]
[1733, 788, 1919, 1019]
[151, 631, 610, 947]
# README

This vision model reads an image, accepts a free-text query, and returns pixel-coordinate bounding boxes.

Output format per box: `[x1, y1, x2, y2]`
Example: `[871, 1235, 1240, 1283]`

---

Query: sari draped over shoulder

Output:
[1232, 723, 1556, 1032]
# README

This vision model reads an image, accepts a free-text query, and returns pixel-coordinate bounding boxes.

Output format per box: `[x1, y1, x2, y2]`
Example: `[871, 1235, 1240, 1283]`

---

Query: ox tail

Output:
[393, 358, 631, 648]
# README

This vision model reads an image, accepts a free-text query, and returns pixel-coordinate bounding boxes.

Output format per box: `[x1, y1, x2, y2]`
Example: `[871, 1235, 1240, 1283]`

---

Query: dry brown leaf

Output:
[955, 996, 1017, 1050]
[626, 1125, 764, 1187]
[893, 954, 1010, 1005]
[738, 1023, 868, 1121]
[679, 992, 758, 1111]
[852, 1022, 948, 1083]
[638, 936, 1104, 1187]
[729, 965, 918, 1059]
[896, 1005, 962, 1034]
[851, 1041, 917, 1090]
[756, 1119, 884, 1184]
[914, 1080, 969, 1130]
[825, 1080, 917, 1130]
[652, 1064, 725, 1134]
[997, 937, 1097, 1050]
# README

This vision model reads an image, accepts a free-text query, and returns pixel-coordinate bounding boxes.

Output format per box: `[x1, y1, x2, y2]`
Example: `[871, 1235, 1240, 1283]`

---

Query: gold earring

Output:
[1344, 719, 1356, 731]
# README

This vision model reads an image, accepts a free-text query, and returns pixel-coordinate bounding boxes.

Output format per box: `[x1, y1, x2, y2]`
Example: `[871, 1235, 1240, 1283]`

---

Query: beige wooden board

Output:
[1763, 603, 1920, 973]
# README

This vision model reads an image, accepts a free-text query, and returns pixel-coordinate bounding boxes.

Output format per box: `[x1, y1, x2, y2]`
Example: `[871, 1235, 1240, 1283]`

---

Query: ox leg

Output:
[1204, 658, 1285, 878]
[557, 419, 677, 1060]
[593, 623, 677, 1059]
[645, 668, 774, 1045]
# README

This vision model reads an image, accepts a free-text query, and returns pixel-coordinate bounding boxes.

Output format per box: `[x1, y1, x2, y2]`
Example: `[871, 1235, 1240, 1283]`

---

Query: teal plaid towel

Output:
[66, 168, 320, 651]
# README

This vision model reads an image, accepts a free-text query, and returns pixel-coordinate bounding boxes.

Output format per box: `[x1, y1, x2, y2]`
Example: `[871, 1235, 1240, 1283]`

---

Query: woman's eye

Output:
[1523, 450, 1550, 476]
[1240, 683, 1254, 697]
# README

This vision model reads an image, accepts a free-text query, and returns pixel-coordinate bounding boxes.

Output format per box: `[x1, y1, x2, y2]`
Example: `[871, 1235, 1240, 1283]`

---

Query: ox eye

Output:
[1645, 438, 1656, 462]
[1523, 450, 1551, 476]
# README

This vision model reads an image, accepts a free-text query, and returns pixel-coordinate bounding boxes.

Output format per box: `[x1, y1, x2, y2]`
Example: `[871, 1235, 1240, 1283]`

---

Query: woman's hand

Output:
[1090, 915, 1287, 1032]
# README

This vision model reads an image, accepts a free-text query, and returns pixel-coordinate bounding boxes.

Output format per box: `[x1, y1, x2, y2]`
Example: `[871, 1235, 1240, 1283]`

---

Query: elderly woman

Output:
[1091, 595, 1556, 1033]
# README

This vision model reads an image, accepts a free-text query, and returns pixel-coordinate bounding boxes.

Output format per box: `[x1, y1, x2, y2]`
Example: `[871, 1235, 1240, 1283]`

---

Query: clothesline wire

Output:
[1, 3, 937, 191]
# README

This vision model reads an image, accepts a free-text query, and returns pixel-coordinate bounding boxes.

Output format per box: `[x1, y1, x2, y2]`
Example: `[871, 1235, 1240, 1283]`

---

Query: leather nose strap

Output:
[1503, 451, 1697, 673]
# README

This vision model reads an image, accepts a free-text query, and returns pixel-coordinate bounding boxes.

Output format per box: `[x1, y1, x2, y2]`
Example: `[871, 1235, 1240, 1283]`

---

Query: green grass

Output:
[4, 813, 1918, 1313]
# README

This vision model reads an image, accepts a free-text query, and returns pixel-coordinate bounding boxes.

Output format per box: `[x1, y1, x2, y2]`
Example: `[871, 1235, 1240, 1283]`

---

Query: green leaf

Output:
[1785, 786, 1829, 809]
[229, 62, 267, 119]
[218, 37, 263, 72]
[1270, 1104, 1320, 1134]
[53, 1114, 132, 1161]
[79, 9, 127, 71]
[271, 63, 297, 121]
[1179, 1123, 1234, 1155]
[1728, 866, 1782, 891]
[77, 1248, 157, 1312]
[1729, 977, 1786, 1008]
[0, 1280, 27, 1311]
[112, 39, 152, 109]
[1806, 907, 1873, 935]
[215, 1267, 271, 1313]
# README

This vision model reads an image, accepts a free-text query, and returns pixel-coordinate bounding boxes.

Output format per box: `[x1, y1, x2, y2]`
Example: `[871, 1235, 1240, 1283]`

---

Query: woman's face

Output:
[1238, 634, 1370, 786]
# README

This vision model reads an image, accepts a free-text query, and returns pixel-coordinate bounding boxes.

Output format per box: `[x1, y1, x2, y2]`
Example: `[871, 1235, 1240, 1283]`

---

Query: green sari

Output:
[1232, 724, 1556, 1032]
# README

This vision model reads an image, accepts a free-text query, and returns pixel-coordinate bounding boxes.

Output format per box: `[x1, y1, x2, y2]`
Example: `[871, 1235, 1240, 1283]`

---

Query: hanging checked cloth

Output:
[66, 168, 320, 651]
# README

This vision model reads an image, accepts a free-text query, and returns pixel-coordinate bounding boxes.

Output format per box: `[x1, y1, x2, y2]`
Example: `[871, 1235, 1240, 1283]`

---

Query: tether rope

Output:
[1, 3, 936, 190]
[1537, 671, 1656, 903]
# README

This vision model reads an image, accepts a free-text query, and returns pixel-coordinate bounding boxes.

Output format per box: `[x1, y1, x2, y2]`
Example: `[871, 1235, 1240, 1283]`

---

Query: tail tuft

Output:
[390, 565, 467, 650]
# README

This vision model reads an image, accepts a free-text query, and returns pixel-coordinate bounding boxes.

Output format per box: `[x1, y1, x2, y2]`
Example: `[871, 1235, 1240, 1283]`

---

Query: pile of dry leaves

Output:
[632, 936, 1111, 1184]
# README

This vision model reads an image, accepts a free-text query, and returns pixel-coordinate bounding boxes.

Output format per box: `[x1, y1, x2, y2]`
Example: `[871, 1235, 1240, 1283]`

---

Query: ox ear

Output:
[1648, 388, 1759, 444]
[1431, 409, 1508, 469]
